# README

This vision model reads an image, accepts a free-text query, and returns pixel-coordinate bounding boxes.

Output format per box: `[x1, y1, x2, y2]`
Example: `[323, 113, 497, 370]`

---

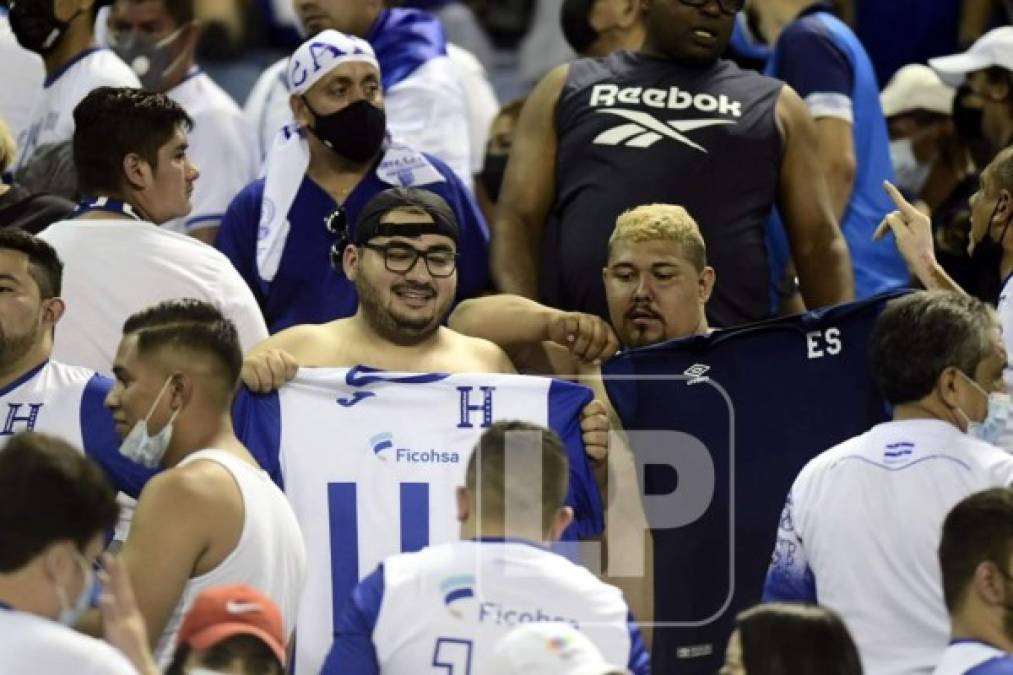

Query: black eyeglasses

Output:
[679, 0, 744, 15]
[362, 242, 458, 277]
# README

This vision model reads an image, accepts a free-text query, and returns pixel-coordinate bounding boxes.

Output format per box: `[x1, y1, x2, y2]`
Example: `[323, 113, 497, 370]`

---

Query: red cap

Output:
[175, 585, 286, 666]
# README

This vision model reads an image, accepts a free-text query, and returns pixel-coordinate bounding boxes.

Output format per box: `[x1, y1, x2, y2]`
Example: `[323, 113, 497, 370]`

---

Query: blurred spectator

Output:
[720, 603, 863, 675]
[95, 300, 306, 667]
[216, 31, 488, 333]
[0, 432, 157, 675]
[475, 97, 524, 224]
[165, 585, 287, 675]
[0, 117, 74, 232]
[493, 0, 853, 328]
[934, 488, 1013, 674]
[881, 64, 959, 209]
[244, 0, 473, 185]
[320, 421, 649, 674]
[752, 0, 908, 300]
[0, 3, 45, 145]
[391, 0, 495, 68]
[559, 0, 644, 57]
[8, 0, 139, 193]
[106, 0, 258, 244]
[764, 290, 1013, 675]
[489, 622, 628, 675]
[931, 27, 1013, 160]
[37, 87, 268, 373]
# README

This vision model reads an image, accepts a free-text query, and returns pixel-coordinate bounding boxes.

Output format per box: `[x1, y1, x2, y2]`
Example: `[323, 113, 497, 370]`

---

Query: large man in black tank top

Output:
[492, 0, 855, 328]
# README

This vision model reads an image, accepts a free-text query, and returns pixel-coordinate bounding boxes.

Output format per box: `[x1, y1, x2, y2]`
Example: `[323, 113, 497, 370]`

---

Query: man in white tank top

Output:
[77, 298, 306, 667]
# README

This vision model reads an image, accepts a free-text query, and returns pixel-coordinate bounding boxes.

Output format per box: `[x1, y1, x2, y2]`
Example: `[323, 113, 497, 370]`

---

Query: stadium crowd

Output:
[1, 0, 1013, 673]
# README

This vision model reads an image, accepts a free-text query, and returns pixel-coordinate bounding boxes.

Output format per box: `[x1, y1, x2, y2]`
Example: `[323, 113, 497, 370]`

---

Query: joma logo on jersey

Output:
[1, 403, 43, 436]
[369, 432, 460, 464]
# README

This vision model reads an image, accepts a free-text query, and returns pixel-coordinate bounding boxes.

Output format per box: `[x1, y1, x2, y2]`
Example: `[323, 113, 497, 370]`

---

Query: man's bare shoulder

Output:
[441, 328, 516, 374]
[253, 321, 353, 365]
[139, 457, 240, 512]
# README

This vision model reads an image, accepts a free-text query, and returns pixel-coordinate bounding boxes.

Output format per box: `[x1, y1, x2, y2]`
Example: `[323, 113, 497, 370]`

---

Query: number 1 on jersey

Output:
[433, 637, 473, 674]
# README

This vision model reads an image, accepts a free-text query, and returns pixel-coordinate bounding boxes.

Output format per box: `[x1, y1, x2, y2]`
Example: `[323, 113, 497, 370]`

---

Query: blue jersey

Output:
[232, 367, 603, 675]
[764, 5, 908, 305]
[0, 360, 154, 498]
[215, 147, 489, 333]
[602, 292, 903, 675]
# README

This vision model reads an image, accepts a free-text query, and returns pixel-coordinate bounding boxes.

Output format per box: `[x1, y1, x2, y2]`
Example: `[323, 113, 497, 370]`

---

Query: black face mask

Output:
[479, 153, 508, 201]
[954, 84, 986, 144]
[560, 0, 599, 54]
[304, 98, 387, 164]
[8, 0, 76, 54]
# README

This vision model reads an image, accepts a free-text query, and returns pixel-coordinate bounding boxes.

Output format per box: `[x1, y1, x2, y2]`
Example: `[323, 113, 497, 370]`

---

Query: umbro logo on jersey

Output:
[683, 364, 711, 385]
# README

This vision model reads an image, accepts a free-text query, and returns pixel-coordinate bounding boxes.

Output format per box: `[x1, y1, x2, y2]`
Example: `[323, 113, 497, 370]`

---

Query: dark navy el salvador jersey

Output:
[603, 292, 905, 674]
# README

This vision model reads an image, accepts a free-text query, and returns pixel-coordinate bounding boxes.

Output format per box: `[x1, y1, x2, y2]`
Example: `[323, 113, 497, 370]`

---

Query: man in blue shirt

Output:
[751, 0, 909, 302]
[215, 29, 489, 333]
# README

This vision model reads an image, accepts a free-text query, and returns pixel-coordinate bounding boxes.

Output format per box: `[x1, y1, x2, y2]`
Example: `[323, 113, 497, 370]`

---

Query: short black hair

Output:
[73, 87, 192, 197]
[940, 487, 1013, 612]
[0, 432, 119, 572]
[736, 603, 863, 675]
[0, 228, 63, 298]
[123, 299, 242, 389]
[869, 291, 996, 405]
[165, 636, 283, 675]
[465, 421, 569, 532]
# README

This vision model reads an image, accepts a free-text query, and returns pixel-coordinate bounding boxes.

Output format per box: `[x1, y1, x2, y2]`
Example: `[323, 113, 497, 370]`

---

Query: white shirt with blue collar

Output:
[934, 640, 1013, 674]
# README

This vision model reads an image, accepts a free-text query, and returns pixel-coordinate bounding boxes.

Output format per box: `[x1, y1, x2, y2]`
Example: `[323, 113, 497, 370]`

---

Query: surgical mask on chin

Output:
[889, 138, 932, 197]
[118, 377, 181, 468]
[956, 371, 1011, 446]
[109, 27, 186, 91]
[54, 553, 97, 627]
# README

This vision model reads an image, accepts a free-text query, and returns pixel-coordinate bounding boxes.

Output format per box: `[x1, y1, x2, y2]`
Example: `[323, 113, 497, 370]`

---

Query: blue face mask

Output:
[957, 371, 1011, 446]
[118, 377, 180, 468]
[54, 552, 97, 627]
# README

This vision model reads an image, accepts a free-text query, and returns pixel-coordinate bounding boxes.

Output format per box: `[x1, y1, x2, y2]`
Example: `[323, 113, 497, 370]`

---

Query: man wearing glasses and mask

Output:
[215, 29, 489, 334]
[104, 0, 258, 244]
[493, 0, 855, 330]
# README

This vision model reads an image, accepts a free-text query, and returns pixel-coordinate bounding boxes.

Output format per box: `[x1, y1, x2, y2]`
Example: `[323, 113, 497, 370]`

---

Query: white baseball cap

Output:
[929, 26, 1013, 87]
[487, 623, 628, 675]
[880, 64, 955, 117]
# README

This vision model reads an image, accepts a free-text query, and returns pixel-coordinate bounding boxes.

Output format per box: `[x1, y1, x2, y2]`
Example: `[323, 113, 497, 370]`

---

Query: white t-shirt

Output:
[763, 419, 1013, 675]
[244, 54, 472, 185]
[152, 449, 306, 666]
[0, 608, 138, 675]
[446, 43, 499, 175]
[163, 69, 258, 235]
[0, 8, 45, 150]
[15, 48, 139, 171]
[38, 218, 268, 373]
[934, 640, 1013, 675]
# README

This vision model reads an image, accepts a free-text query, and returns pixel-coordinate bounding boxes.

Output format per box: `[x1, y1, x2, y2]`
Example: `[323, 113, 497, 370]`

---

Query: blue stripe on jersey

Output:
[968, 656, 1013, 674]
[346, 365, 450, 387]
[0, 361, 46, 397]
[80, 373, 156, 498]
[43, 47, 102, 87]
[548, 379, 604, 539]
[627, 611, 652, 675]
[400, 483, 430, 553]
[329, 483, 360, 631]
[232, 388, 284, 488]
[323, 563, 384, 675]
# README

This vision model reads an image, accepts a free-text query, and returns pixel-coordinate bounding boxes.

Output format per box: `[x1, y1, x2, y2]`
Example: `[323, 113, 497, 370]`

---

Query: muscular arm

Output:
[814, 117, 857, 224]
[776, 87, 855, 309]
[490, 64, 569, 297]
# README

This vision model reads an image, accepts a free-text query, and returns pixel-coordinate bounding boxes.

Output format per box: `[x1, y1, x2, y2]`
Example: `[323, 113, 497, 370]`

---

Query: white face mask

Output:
[118, 377, 180, 468]
[889, 138, 932, 197]
[955, 371, 1011, 446]
[53, 552, 96, 627]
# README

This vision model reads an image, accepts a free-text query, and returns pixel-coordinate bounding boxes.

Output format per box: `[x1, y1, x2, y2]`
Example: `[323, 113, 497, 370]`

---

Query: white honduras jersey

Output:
[163, 69, 258, 235]
[321, 539, 648, 675]
[0, 8, 45, 148]
[152, 450, 307, 666]
[763, 419, 1013, 675]
[232, 367, 603, 675]
[0, 360, 151, 497]
[0, 608, 138, 675]
[15, 48, 139, 170]
[934, 641, 1013, 675]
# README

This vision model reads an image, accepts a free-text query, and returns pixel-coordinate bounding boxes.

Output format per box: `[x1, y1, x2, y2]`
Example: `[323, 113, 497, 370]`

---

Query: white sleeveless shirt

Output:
[153, 449, 306, 666]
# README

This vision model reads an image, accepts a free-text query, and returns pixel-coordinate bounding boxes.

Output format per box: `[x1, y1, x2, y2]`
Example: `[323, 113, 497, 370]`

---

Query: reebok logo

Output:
[589, 84, 740, 152]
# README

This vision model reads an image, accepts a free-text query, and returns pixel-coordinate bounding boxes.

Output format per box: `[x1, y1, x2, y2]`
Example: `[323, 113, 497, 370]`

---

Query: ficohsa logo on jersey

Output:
[369, 432, 460, 464]
[438, 575, 580, 628]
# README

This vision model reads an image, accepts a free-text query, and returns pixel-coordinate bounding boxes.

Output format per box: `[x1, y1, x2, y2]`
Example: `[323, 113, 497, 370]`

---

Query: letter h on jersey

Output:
[457, 387, 495, 429]
[2, 403, 43, 435]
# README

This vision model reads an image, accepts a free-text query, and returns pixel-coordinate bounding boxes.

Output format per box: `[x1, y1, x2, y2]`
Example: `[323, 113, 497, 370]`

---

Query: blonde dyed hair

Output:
[608, 204, 707, 271]
[0, 117, 15, 174]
